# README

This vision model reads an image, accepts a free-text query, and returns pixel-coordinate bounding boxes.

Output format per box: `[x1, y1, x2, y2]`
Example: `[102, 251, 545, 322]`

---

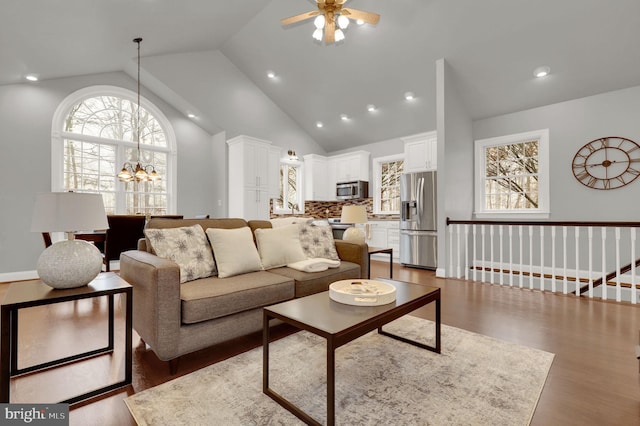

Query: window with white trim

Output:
[274, 160, 303, 214]
[52, 86, 177, 215]
[373, 154, 404, 214]
[474, 129, 549, 219]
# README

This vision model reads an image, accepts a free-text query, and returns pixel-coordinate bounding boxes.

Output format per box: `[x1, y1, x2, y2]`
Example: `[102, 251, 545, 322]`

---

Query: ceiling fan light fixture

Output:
[314, 15, 326, 29]
[337, 15, 350, 29]
[312, 28, 323, 41]
[334, 29, 345, 42]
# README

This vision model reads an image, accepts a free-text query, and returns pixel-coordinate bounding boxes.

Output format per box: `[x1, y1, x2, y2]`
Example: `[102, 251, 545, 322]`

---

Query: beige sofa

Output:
[119, 217, 368, 372]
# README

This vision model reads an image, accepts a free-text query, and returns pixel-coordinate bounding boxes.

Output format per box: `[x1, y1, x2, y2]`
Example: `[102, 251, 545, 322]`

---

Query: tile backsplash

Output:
[270, 199, 399, 221]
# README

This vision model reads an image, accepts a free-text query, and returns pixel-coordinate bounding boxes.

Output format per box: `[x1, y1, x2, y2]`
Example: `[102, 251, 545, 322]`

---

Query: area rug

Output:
[125, 316, 554, 425]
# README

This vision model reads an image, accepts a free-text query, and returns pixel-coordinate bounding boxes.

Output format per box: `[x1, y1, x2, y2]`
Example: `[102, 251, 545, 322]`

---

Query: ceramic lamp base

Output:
[37, 240, 103, 289]
[343, 226, 365, 244]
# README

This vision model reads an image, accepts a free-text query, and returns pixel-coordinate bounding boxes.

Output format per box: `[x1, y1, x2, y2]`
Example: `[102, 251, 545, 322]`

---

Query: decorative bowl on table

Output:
[329, 280, 396, 306]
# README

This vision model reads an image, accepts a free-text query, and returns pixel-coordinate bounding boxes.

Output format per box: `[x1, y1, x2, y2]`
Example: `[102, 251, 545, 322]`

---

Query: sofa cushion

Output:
[180, 271, 295, 324]
[269, 261, 360, 298]
[298, 223, 340, 260]
[254, 224, 307, 269]
[206, 227, 263, 278]
[143, 224, 216, 283]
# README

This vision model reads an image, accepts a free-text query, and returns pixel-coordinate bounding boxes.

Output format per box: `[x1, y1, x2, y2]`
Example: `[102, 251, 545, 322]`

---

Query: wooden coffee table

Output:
[263, 279, 440, 426]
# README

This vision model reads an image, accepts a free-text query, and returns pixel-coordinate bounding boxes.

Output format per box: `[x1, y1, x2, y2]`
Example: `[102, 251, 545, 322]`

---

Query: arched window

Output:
[52, 86, 177, 215]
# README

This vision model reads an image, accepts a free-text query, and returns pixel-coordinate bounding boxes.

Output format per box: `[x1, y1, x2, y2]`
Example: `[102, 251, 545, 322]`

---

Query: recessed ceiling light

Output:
[316, 121, 323, 128]
[367, 104, 376, 112]
[340, 114, 349, 121]
[25, 74, 38, 82]
[267, 70, 276, 79]
[356, 19, 365, 25]
[404, 91, 415, 101]
[187, 113, 196, 119]
[533, 66, 551, 78]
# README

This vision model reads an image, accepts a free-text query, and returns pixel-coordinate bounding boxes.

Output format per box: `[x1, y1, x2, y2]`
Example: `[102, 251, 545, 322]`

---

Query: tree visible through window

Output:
[276, 163, 301, 213]
[373, 154, 404, 214]
[475, 129, 549, 218]
[59, 92, 171, 215]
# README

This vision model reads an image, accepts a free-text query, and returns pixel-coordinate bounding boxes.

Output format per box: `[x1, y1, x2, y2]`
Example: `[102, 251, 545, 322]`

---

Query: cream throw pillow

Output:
[144, 224, 215, 283]
[254, 224, 308, 269]
[205, 227, 263, 278]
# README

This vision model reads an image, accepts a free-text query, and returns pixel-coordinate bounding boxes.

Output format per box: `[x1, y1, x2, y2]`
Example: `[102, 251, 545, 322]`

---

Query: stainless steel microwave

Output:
[336, 181, 368, 200]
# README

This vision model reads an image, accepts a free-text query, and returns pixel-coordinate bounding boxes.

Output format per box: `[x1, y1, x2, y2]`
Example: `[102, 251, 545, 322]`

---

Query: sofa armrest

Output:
[119, 250, 182, 361]
[335, 240, 369, 279]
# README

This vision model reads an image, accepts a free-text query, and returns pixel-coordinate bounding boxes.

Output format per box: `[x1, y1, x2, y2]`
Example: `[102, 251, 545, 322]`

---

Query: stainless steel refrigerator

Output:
[400, 171, 437, 269]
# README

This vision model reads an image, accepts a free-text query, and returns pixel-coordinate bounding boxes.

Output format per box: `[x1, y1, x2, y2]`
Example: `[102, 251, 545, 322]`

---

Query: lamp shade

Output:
[31, 192, 108, 233]
[340, 205, 368, 224]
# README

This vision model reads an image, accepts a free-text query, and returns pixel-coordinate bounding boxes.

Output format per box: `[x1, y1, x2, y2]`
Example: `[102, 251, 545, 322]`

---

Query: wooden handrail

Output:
[447, 217, 640, 228]
[581, 257, 640, 294]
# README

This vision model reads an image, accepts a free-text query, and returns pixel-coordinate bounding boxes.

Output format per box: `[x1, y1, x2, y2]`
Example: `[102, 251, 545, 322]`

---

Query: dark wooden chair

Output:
[103, 215, 147, 272]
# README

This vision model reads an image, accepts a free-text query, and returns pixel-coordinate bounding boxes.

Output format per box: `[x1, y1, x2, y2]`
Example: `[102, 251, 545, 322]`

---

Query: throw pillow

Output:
[298, 223, 340, 260]
[144, 224, 216, 283]
[254, 224, 307, 269]
[205, 227, 263, 278]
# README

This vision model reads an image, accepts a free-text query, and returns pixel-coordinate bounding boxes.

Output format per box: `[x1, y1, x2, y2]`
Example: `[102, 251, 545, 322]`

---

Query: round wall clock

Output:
[572, 136, 640, 190]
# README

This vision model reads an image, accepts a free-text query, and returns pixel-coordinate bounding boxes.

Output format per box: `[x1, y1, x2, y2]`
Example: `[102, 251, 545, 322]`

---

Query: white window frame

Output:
[51, 85, 178, 214]
[373, 153, 405, 215]
[474, 129, 550, 219]
[273, 159, 304, 215]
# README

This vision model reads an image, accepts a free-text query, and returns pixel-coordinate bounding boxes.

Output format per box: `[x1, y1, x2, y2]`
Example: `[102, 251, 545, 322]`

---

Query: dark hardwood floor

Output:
[2, 261, 640, 425]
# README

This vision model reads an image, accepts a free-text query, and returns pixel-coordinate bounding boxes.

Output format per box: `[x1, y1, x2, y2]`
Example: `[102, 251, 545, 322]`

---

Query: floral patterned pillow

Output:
[298, 223, 339, 260]
[144, 224, 216, 283]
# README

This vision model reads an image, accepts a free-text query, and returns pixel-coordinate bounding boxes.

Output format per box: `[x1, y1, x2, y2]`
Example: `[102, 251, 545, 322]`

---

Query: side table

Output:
[0, 272, 132, 404]
[367, 246, 393, 279]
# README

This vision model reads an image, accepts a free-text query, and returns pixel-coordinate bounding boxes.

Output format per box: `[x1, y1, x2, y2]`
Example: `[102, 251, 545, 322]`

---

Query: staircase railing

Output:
[446, 218, 640, 304]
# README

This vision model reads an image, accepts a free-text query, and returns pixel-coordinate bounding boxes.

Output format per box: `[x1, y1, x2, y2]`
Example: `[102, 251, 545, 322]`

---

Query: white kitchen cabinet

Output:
[303, 154, 330, 201]
[365, 221, 400, 262]
[227, 135, 279, 220]
[332, 151, 370, 183]
[402, 131, 437, 173]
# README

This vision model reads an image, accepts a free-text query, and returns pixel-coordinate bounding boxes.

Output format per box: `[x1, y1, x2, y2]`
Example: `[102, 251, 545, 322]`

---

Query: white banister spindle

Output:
[464, 225, 470, 280]
[481, 225, 486, 283]
[551, 226, 556, 293]
[519, 226, 524, 288]
[601, 227, 607, 301]
[490, 226, 495, 284]
[540, 227, 545, 291]
[563, 227, 568, 294]
[456, 225, 461, 278]
[615, 227, 621, 302]
[448, 224, 453, 278]
[632, 228, 637, 304]
[575, 227, 580, 296]
[472, 224, 477, 282]
[588, 227, 593, 298]
[509, 226, 514, 287]
[499, 225, 504, 285]
[529, 225, 534, 290]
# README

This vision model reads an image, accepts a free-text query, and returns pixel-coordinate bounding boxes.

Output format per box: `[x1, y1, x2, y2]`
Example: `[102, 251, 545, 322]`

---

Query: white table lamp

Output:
[340, 205, 368, 243]
[31, 192, 109, 289]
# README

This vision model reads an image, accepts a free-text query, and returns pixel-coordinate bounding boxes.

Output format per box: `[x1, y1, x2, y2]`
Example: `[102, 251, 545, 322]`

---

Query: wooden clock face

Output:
[572, 136, 640, 190]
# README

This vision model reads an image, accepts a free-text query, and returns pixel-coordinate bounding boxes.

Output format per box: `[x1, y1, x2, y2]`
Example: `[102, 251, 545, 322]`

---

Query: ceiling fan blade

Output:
[325, 17, 336, 43]
[341, 8, 380, 24]
[281, 10, 320, 26]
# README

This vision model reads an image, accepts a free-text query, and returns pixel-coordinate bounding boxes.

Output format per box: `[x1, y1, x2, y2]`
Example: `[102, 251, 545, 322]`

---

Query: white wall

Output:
[473, 85, 640, 221]
[0, 71, 217, 275]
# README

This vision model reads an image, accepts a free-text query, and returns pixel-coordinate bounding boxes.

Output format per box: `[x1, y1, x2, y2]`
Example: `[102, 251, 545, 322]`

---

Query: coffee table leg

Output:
[263, 311, 270, 392]
[327, 339, 335, 426]
[435, 297, 441, 353]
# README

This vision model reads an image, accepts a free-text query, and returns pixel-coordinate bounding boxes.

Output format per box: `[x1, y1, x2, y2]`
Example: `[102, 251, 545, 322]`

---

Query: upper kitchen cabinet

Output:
[402, 131, 437, 173]
[333, 151, 370, 183]
[227, 135, 280, 220]
[304, 154, 331, 201]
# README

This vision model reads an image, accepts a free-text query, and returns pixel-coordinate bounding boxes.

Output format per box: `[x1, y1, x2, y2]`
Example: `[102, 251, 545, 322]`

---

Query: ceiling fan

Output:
[281, 0, 380, 44]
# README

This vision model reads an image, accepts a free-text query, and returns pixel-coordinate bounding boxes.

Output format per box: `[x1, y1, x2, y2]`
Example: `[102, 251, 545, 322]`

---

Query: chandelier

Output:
[117, 37, 160, 183]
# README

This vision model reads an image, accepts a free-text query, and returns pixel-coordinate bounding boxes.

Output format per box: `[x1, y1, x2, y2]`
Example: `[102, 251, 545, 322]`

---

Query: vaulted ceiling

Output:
[2, 0, 640, 152]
